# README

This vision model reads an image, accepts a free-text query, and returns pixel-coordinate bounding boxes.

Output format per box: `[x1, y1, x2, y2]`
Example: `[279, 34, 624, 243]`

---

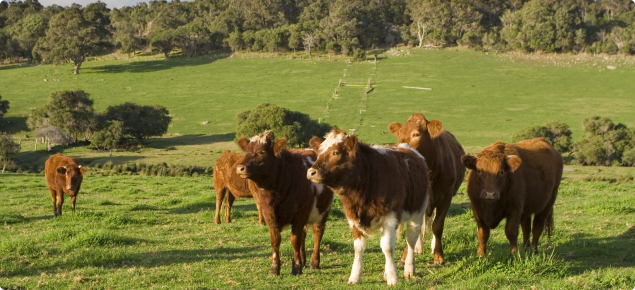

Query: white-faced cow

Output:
[307, 129, 430, 286]
[236, 131, 333, 276]
[213, 150, 264, 225]
[45, 153, 87, 217]
[461, 138, 562, 256]
[389, 113, 465, 265]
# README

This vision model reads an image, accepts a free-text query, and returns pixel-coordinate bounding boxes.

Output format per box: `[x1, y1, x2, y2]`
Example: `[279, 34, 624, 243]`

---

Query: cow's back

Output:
[510, 138, 563, 213]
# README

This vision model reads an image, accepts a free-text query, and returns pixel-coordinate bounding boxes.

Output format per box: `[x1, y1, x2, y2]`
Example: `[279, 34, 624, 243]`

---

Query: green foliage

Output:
[105, 103, 172, 141]
[90, 120, 123, 150]
[235, 103, 331, 148]
[572, 117, 635, 166]
[26, 90, 96, 141]
[512, 121, 572, 153]
[352, 48, 366, 61]
[0, 133, 20, 170]
[0, 94, 9, 120]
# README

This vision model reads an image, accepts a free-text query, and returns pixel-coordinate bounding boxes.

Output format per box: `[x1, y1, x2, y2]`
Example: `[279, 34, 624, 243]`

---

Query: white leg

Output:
[381, 219, 399, 286]
[348, 236, 366, 284]
[415, 213, 431, 254]
[404, 217, 422, 279]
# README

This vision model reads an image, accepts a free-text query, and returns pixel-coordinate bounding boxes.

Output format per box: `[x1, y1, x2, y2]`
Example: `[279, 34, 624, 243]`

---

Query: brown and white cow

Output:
[307, 129, 430, 286]
[213, 150, 264, 225]
[45, 153, 87, 217]
[389, 113, 465, 264]
[236, 131, 333, 276]
[461, 138, 562, 257]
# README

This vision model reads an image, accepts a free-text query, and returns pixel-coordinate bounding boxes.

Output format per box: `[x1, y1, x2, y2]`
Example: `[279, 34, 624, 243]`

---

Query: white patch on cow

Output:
[304, 156, 315, 168]
[348, 237, 367, 284]
[397, 143, 426, 162]
[380, 212, 399, 285]
[371, 145, 390, 155]
[307, 193, 331, 224]
[319, 131, 345, 153]
[250, 130, 272, 144]
[312, 182, 325, 196]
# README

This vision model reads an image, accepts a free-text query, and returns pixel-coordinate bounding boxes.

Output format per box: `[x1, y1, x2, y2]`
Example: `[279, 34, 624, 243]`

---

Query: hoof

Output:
[291, 265, 303, 275]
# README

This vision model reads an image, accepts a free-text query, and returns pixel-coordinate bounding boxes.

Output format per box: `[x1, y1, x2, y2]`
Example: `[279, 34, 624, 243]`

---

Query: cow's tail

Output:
[545, 210, 554, 239]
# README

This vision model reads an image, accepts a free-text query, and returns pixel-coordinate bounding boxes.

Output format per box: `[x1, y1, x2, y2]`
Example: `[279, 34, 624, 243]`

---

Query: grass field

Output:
[1, 49, 634, 289]
[0, 171, 634, 289]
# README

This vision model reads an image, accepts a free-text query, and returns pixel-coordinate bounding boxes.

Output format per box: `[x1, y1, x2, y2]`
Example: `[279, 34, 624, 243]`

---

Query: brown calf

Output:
[45, 153, 87, 217]
[236, 131, 333, 276]
[213, 150, 264, 225]
[389, 113, 466, 264]
[461, 138, 563, 256]
[307, 129, 430, 286]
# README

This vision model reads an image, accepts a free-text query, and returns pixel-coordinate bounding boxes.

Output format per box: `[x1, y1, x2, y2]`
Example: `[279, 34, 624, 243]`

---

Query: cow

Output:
[44, 153, 87, 217]
[213, 150, 264, 225]
[389, 113, 466, 264]
[460, 138, 563, 257]
[307, 129, 430, 286]
[236, 131, 334, 276]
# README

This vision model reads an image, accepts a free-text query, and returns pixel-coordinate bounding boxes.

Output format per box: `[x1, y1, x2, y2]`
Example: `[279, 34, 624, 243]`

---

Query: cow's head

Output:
[461, 148, 521, 201]
[236, 131, 287, 183]
[388, 113, 443, 151]
[307, 129, 357, 186]
[57, 164, 86, 193]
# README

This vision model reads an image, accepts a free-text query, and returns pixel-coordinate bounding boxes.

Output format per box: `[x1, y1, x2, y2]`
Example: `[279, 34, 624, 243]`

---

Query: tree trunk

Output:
[74, 61, 82, 74]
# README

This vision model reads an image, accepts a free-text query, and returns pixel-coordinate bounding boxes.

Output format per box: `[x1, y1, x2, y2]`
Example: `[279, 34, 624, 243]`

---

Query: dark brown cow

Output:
[236, 131, 333, 276]
[389, 113, 465, 265]
[307, 129, 430, 286]
[45, 153, 87, 217]
[461, 138, 562, 257]
[213, 150, 264, 225]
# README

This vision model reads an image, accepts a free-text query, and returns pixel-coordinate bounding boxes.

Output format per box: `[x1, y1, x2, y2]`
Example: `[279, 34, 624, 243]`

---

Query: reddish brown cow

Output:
[236, 131, 333, 276]
[389, 113, 465, 265]
[307, 129, 430, 286]
[461, 138, 563, 256]
[45, 153, 87, 217]
[213, 150, 264, 225]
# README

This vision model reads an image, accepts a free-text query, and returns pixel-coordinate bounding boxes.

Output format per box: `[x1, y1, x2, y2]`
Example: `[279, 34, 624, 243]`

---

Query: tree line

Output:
[1, 0, 635, 72]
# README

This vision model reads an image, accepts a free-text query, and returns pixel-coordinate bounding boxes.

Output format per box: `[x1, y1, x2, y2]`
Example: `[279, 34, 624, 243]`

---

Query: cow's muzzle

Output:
[236, 165, 249, 178]
[307, 168, 323, 183]
[481, 190, 499, 200]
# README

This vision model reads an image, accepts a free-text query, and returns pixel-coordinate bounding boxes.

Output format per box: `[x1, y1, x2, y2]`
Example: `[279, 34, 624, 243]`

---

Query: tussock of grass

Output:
[69, 230, 138, 248]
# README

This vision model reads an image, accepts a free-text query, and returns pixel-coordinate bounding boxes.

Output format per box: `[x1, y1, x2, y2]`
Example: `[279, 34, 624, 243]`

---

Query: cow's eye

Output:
[332, 151, 339, 156]
[412, 132, 420, 137]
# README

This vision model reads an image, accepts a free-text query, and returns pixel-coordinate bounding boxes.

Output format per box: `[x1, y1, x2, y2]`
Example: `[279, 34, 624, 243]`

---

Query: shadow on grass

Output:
[77, 155, 145, 167]
[147, 133, 235, 149]
[0, 116, 29, 134]
[170, 201, 216, 214]
[86, 54, 228, 74]
[447, 202, 470, 218]
[562, 226, 635, 274]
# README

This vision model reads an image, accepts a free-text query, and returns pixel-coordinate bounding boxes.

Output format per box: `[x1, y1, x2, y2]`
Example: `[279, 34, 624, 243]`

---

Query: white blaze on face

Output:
[319, 131, 345, 154]
[250, 130, 272, 144]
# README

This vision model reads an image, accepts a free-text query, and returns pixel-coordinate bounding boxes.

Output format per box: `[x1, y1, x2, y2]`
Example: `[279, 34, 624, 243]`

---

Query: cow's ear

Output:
[79, 166, 87, 175]
[506, 155, 522, 172]
[388, 122, 402, 136]
[273, 137, 287, 157]
[309, 136, 323, 152]
[57, 166, 67, 175]
[237, 135, 249, 152]
[427, 119, 443, 138]
[461, 155, 477, 170]
[345, 135, 358, 156]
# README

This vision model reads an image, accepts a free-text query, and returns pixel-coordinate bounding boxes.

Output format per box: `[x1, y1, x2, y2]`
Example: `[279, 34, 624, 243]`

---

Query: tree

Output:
[302, 31, 316, 57]
[235, 103, 331, 147]
[511, 121, 572, 154]
[0, 133, 20, 173]
[34, 126, 73, 150]
[407, 0, 434, 47]
[227, 27, 243, 51]
[175, 22, 210, 57]
[11, 12, 47, 62]
[27, 90, 96, 141]
[90, 120, 123, 151]
[35, 3, 111, 74]
[571, 116, 635, 166]
[0, 94, 9, 120]
[105, 103, 172, 141]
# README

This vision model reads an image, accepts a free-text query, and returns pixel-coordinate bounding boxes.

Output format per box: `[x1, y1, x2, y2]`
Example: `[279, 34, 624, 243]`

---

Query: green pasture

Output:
[1, 49, 634, 168]
[0, 171, 634, 289]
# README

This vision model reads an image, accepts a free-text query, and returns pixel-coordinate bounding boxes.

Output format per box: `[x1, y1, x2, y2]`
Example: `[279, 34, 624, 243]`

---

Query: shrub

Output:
[235, 103, 331, 147]
[105, 102, 172, 142]
[90, 120, 123, 150]
[571, 117, 635, 166]
[511, 121, 572, 153]
[352, 48, 366, 61]
[0, 134, 20, 172]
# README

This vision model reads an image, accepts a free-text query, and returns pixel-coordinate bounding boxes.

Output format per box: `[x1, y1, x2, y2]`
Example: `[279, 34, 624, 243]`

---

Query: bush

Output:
[511, 121, 572, 153]
[27, 90, 96, 141]
[0, 134, 20, 172]
[105, 102, 172, 142]
[90, 120, 123, 150]
[0, 94, 9, 120]
[571, 116, 635, 166]
[352, 48, 366, 61]
[235, 103, 331, 147]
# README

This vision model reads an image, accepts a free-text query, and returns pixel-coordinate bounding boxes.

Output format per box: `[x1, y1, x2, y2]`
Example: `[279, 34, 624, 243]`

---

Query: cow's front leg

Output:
[268, 225, 282, 275]
[71, 195, 77, 212]
[290, 224, 305, 275]
[505, 215, 520, 255]
[56, 193, 65, 217]
[380, 219, 399, 286]
[477, 223, 490, 258]
[348, 228, 366, 284]
[49, 188, 58, 217]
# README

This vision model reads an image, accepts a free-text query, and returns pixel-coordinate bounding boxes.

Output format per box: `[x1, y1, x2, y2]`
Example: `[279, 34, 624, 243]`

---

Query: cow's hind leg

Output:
[404, 213, 424, 279]
[530, 209, 553, 253]
[310, 222, 326, 270]
[380, 217, 399, 286]
[214, 187, 227, 224]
